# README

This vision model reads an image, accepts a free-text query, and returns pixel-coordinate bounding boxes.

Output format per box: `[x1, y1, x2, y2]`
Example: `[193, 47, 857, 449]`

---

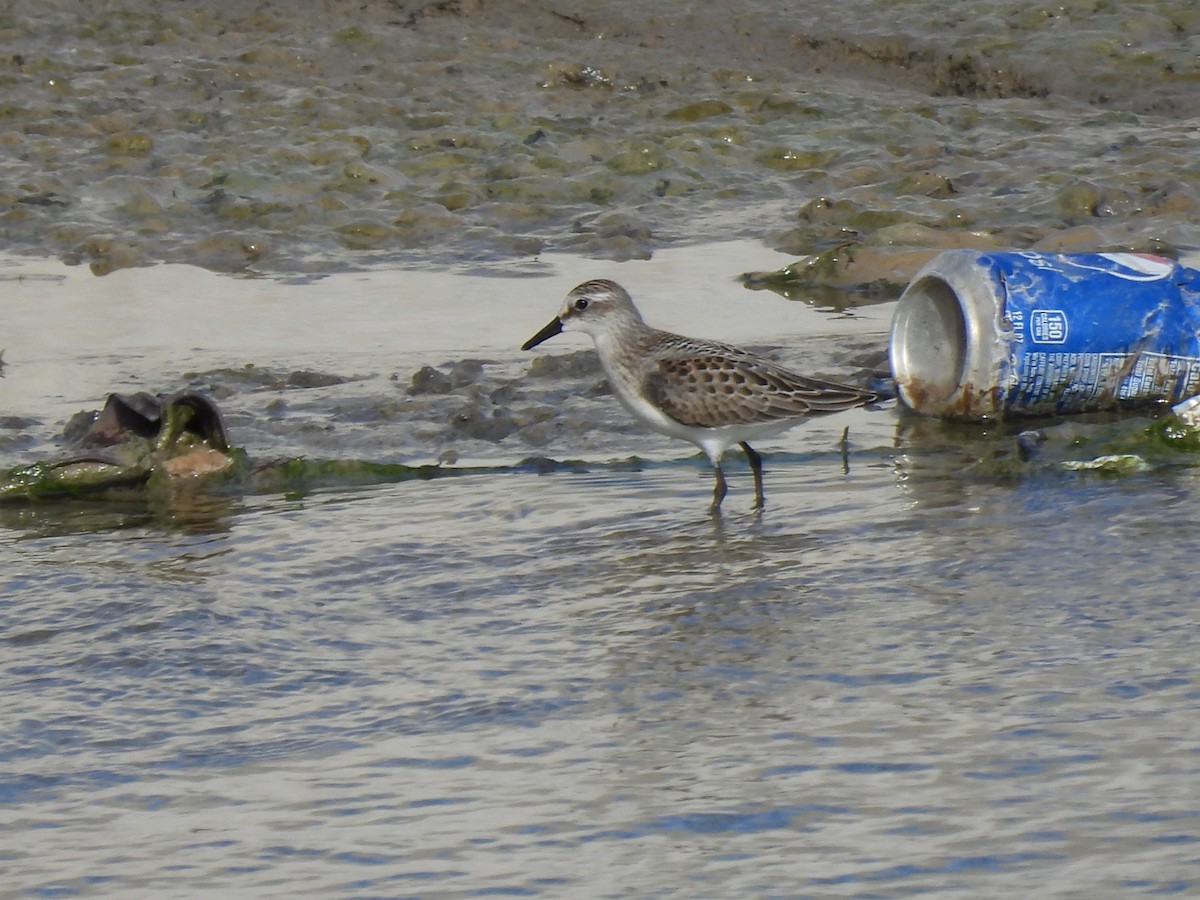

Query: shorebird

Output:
[521, 279, 877, 512]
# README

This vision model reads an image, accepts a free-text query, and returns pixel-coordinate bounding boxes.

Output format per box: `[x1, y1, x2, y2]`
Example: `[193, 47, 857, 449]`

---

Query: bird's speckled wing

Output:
[641, 334, 875, 429]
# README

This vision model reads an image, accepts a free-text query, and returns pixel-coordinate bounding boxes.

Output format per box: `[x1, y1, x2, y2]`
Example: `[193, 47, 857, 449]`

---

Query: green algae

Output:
[103, 132, 153, 156]
[664, 99, 733, 122]
[1145, 414, 1200, 453]
[960, 412, 1200, 482]
[0, 459, 144, 502]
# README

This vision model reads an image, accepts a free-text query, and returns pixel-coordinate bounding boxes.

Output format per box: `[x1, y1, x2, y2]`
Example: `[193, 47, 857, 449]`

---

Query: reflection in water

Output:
[0, 491, 237, 539]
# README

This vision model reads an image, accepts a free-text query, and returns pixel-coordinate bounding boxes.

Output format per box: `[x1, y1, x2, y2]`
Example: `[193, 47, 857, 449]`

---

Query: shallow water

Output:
[6, 417, 1200, 897]
[4, 0, 1200, 896]
[5, 244, 1200, 897]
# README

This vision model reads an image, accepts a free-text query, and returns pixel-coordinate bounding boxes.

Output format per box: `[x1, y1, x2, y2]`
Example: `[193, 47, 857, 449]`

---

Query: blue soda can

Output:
[888, 250, 1200, 419]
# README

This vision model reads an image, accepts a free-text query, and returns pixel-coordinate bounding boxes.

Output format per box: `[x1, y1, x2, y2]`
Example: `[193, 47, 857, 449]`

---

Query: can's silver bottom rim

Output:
[890, 273, 968, 411]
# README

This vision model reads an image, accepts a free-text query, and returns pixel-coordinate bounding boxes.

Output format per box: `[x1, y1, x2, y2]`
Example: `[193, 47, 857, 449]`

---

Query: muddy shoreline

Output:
[1, 0, 1196, 277]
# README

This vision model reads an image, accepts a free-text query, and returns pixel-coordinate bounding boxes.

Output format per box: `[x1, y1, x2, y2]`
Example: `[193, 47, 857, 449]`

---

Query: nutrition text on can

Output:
[888, 250, 1200, 420]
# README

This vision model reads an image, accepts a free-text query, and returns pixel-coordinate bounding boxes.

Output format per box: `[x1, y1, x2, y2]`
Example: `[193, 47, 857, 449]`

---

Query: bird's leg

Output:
[710, 463, 728, 513]
[740, 441, 765, 510]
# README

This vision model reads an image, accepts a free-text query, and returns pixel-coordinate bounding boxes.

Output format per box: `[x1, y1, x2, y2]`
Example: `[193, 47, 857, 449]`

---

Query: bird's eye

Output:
[574, 297, 589, 311]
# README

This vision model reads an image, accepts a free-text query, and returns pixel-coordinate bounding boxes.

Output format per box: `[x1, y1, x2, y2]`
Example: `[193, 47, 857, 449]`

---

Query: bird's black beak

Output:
[521, 317, 563, 351]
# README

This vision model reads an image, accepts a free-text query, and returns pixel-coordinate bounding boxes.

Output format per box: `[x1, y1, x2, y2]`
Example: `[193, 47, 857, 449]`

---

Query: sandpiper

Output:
[522, 279, 877, 512]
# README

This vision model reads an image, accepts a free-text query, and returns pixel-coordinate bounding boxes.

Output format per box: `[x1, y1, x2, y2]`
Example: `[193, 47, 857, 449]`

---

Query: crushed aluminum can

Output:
[889, 250, 1200, 420]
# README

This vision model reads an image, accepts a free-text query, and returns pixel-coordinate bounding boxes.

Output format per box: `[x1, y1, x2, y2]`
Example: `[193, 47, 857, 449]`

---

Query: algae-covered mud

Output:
[1, 0, 1198, 278]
